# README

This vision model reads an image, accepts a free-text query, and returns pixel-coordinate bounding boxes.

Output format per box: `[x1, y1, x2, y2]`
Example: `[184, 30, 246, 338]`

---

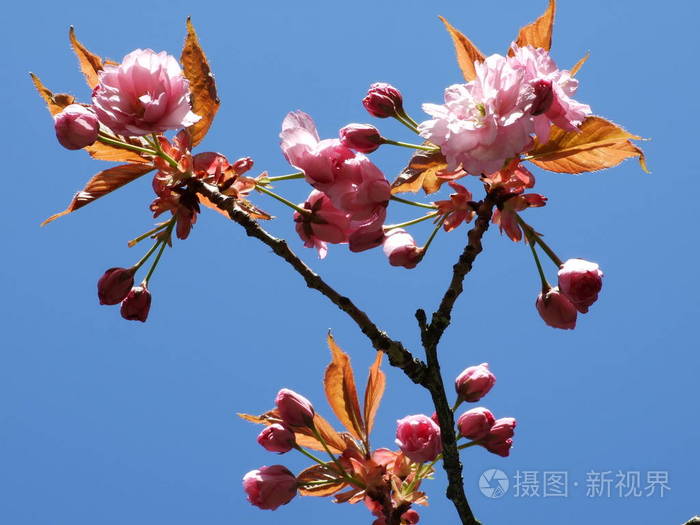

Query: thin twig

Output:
[188, 179, 428, 385]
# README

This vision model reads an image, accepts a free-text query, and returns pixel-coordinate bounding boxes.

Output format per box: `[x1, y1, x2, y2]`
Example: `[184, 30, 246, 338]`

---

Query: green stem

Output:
[526, 229, 550, 293]
[265, 172, 305, 183]
[255, 184, 310, 215]
[383, 138, 437, 152]
[97, 134, 156, 156]
[132, 238, 162, 272]
[390, 195, 438, 210]
[310, 426, 365, 488]
[384, 211, 439, 231]
[393, 113, 420, 134]
[422, 214, 448, 254]
[398, 108, 420, 128]
[457, 441, 482, 451]
[143, 220, 175, 285]
[451, 398, 463, 413]
[516, 214, 563, 267]
[128, 222, 170, 248]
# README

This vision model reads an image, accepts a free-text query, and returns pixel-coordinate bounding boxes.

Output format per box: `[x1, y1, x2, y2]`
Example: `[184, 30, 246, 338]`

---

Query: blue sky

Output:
[2, 1, 698, 524]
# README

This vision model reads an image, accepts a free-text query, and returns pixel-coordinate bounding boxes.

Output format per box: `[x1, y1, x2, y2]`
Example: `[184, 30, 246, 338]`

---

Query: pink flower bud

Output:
[120, 284, 152, 322]
[482, 417, 516, 457]
[457, 407, 496, 440]
[97, 267, 136, 305]
[536, 287, 577, 330]
[557, 258, 604, 313]
[339, 124, 383, 153]
[275, 389, 315, 427]
[257, 423, 296, 453]
[363, 82, 404, 118]
[455, 363, 496, 402]
[401, 509, 420, 524]
[53, 104, 99, 150]
[242, 465, 297, 510]
[383, 229, 423, 269]
[395, 414, 442, 463]
[92, 48, 200, 136]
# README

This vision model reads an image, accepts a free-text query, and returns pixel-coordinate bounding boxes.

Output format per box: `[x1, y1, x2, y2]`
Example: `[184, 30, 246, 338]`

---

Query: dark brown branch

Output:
[189, 179, 428, 384]
[417, 193, 498, 525]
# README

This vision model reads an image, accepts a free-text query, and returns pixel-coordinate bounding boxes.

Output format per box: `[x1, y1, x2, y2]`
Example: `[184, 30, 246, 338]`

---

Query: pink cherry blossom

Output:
[382, 229, 423, 269]
[395, 414, 442, 463]
[275, 389, 315, 427]
[294, 190, 352, 259]
[53, 104, 99, 150]
[92, 49, 200, 136]
[457, 407, 496, 440]
[510, 45, 591, 142]
[455, 363, 496, 402]
[482, 417, 517, 457]
[558, 258, 604, 313]
[257, 423, 296, 453]
[242, 465, 297, 510]
[419, 54, 535, 175]
[536, 287, 578, 329]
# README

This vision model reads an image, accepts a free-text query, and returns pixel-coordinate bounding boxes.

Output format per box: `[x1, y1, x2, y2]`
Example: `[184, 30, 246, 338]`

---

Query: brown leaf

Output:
[363, 351, 385, 436]
[69, 27, 104, 89]
[181, 18, 220, 147]
[391, 149, 449, 195]
[570, 52, 590, 77]
[510, 0, 556, 53]
[41, 164, 154, 225]
[438, 16, 485, 82]
[324, 333, 364, 440]
[296, 464, 347, 497]
[527, 116, 649, 174]
[198, 194, 272, 221]
[30, 73, 75, 116]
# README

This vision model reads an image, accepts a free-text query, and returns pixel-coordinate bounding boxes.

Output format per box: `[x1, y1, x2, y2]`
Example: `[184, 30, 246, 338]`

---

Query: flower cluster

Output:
[419, 46, 590, 176]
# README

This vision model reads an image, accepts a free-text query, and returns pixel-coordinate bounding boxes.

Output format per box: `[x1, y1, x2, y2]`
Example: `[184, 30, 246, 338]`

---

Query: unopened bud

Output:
[54, 104, 99, 150]
[339, 123, 383, 153]
[275, 389, 315, 427]
[536, 287, 577, 330]
[97, 267, 136, 305]
[363, 82, 404, 119]
[120, 284, 152, 322]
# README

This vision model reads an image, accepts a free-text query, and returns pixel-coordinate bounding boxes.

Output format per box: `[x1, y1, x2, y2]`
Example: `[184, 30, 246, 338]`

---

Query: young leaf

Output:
[570, 52, 590, 77]
[363, 351, 386, 436]
[41, 164, 154, 225]
[510, 0, 556, 53]
[30, 73, 75, 115]
[296, 464, 347, 497]
[439, 16, 485, 82]
[391, 149, 449, 195]
[181, 18, 220, 147]
[69, 27, 104, 89]
[527, 116, 649, 174]
[198, 194, 272, 220]
[324, 333, 364, 440]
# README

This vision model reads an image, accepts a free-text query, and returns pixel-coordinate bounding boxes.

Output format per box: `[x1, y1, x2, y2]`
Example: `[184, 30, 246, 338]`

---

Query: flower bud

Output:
[457, 407, 496, 440]
[557, 258, 604, 313]
[482, 417, 516, 457]
[54, 104, 99, 150]
[120, 284, 151, 322]
[339, 123, 383, 153]
[257, 423, 296, 453]
[275, 389, 315, 427]
[395, 414, 442, 463]
[536, 287, 577, 330]
[401, 509, 420, 524]
[455, 363, 496, 402]
[97, 267, 136, 305]
[383, 229, 423, 269]
[242, 465, 297, 510]
[363, 82, 404, 118]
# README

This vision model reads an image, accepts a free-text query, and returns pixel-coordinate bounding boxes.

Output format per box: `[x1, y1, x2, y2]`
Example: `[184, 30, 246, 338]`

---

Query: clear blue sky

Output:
[2, 1, 698, 524]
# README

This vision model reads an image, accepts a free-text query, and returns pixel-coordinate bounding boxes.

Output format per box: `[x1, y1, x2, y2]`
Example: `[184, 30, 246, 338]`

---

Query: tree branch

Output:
[417, 192, 497, 525]
[189, 179, 428, 385]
